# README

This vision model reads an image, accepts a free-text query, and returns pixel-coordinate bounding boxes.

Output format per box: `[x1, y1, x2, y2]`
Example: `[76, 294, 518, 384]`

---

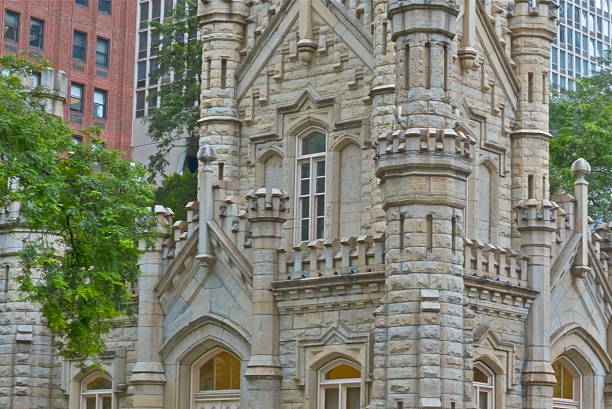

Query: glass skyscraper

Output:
[551, 0, 611, 89]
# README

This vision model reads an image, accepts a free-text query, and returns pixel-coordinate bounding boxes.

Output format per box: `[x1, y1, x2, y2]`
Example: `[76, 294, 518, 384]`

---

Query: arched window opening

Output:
[296, 130, 327, 242]
[553, 358, 581, 408]
[192, 349, 241, 409]
[319, 361, 361, 409]
[81, 373, 112, 409]
[473, 363, 494, 409]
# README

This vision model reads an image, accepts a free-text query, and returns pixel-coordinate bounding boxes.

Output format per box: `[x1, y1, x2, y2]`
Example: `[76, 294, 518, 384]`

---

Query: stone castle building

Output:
[2, 0, 612, 409]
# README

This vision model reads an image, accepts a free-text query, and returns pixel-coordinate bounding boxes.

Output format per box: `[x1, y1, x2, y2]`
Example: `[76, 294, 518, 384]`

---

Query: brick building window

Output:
[81, 373, 112, 409]
[95, 37, 110, 67]
[98, 0, 112, 14]
[93, 89, 107, 118]
[29, 18, 44, 49]
[75, 0, 89, 7]
[4, 10, 20, 43]
[70, 83, 84, 114]
[473, 363, 495, 409]
[296, 130, 327, 242]
[73, 31, 88, 61]
[318, 361, 361, 409]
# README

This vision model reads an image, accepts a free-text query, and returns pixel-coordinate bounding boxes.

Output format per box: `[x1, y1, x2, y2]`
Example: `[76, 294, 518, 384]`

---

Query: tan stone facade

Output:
[2, 1, 612, 409]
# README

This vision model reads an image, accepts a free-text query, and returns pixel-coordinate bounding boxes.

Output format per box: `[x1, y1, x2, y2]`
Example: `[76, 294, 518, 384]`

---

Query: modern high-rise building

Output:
[551, 0, 611, 89]
[131, 0, 196, 179]
[0, 0, 137, 153]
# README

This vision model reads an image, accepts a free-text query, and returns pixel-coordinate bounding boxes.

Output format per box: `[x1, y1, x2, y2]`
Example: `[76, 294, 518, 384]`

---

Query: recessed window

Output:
[29, 18, 44, 49]
[151, 0, 161, 22]
[296, 130, 327, 242]
[138, 32, 148, 59]
[73, 31, 88, 61]
[93, 89, 107, 119]
[31, 72, 42, 88]
[4, 10, 20, 43]
[81, 373, 112, 409]
[553, 359, 580, 409]
[139, 2, 149, 29]
[473, 363, 495, 409]
[192, 350, 241, 409]
[70, 83, 84, 114]
[98, 0, 112, 14]
[137, 61, 147, 88]
[75, 0, 88, 6]
[319, 361, 361, 409]
[135, 90, 145, 118]
[95, 37, 110, 67]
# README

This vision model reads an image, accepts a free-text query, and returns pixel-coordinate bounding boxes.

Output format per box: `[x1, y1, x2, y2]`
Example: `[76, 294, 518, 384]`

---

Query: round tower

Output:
[198, 0, 249, 195]
[371, 1, 475, 408]
[508, 0, 557, 205]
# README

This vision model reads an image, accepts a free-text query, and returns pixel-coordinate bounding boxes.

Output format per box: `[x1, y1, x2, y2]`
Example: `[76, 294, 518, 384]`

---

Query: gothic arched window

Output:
[553, 358, 581, 409]
[296, 130, 327, 242]
[473, 363, 495, 409]
[81, 373, 112, 409]
[192, 349, 241, 409]
[318, 360, 361, 409]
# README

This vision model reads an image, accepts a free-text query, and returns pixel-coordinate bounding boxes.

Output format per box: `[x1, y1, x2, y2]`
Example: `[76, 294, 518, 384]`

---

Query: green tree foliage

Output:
[154, 171, 197, 220]
[146, 0, 201, 178]
[550, 54, 612, 222]
[0, 55, 156, 359]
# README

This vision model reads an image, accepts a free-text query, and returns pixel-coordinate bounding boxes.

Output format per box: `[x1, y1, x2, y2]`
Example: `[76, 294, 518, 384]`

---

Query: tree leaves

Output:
[0, 56, 155, 360]
[550, 53, 612, 222]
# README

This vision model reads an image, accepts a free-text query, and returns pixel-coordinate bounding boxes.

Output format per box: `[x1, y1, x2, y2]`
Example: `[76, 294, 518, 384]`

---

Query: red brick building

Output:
[0, 0, 136, 154]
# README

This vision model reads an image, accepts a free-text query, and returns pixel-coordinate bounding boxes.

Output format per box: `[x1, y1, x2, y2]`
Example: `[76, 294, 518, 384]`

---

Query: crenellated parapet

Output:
[279, 233, 386, 281]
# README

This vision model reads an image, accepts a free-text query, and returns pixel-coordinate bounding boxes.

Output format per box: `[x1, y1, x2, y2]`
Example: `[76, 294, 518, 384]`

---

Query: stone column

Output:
[196, 145, 216, 264]
[244, 188, 289, 409]
[372, 2, 475, 407]
[571, 158, 592, 277]
[129, 206, 170, 409]
[515, 200, 558, 409]
[197, 0, 248, 198]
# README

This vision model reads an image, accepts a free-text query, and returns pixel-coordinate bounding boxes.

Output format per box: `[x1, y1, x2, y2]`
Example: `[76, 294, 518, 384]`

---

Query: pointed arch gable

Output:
[551, 323, 612, 373]
[161, 315, 251, 409]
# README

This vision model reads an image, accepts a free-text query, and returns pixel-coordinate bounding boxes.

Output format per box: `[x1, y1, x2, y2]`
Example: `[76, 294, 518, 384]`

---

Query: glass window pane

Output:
[102, 396, 112, 409]
[316, 196, 325, 217]
[316, 177, 325, 194]
[473, 367, 489, 384]
[199, 357, 214, 390]
[214, 352, 232, 390]
[231, 354, 241, 390]
[300, 162, 310, 179]
[316, 217, 324, 239]
[324, 388, 340, 409]
[317, 160, 325, 176]
[346, 387, 360, 409]
[302, 132, 326, 155]
[325, 364, 361, 380]
[86, 397, 96, 409]
[562, 365, 574, 399]
[478, 391, 488, 409]
[301, 219, 309, 241]
[301, 198, 310, 218]
[86, 377, 111, 390]
[301, 179, 310, 196]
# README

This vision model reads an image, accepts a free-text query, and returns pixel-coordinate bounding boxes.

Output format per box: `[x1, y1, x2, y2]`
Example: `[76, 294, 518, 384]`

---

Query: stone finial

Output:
[571, 157, 591, 178]
[197, 144, 216, 164]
